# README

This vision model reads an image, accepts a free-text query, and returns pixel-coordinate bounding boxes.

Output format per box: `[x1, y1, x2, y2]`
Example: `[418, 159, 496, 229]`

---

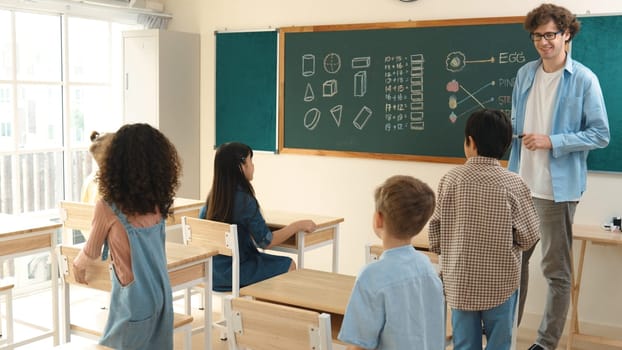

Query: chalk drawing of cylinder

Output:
[304, 108, 321, 130]
[354, 71, 367, 97]
[302, 54, 315, 77]
[353, 106, 372, 130]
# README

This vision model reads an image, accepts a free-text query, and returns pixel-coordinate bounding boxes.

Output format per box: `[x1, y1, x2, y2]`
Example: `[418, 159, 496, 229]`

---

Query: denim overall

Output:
[99, 204, 174, 349]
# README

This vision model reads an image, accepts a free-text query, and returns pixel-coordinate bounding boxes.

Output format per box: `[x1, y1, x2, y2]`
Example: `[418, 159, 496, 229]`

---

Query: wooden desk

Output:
[0, 214, 62, 347]
[240, 268, 354, 340]
[366, 229, 436, 264]
[167, 197, 204, 230]
[59, 198, 204, 244]
[58, 242, 217, 350]
[264, 210, 344, 272]
[411, 227, 430, 250]
[567, 224, 622, 350]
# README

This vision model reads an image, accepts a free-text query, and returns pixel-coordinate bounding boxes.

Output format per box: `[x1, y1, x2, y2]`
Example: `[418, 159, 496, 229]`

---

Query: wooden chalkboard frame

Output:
[278, 16, 526, 164]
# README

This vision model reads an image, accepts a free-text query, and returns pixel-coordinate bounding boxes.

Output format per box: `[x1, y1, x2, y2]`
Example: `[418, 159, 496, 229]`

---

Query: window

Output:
[0, 9, 136, 215]
[0, 7, 138, 292]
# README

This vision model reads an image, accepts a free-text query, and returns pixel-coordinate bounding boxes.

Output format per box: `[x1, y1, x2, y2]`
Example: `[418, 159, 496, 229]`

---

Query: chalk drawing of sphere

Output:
[304, 108, 321, 130]
[323, 53, 341, 74]
[446, 52, 466, 72]
[448, 95, 457, 109]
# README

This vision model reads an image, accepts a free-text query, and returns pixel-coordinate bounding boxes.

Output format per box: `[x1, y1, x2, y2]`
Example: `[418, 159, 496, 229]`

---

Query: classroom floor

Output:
[3, 287, 620, 350]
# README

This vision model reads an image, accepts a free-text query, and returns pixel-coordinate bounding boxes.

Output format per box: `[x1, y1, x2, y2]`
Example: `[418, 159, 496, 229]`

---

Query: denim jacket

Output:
[508, 54, 610, 202]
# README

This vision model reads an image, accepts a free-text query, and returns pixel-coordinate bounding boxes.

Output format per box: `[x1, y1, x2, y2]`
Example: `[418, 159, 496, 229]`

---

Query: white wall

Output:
[163, 0, 622, 331]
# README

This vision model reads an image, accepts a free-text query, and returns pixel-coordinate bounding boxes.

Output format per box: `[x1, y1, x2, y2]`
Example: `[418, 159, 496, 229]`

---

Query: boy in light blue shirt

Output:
[339, 175, 444, 350]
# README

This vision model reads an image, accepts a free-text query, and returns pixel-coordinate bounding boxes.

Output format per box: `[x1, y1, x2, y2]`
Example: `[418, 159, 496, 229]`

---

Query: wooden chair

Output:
[223, 295, 332, 350]
[181, 216, 239, 340]
[59, 201, 97, 244]
[0, 279, 14, 350]
[57, 245, 194, 350]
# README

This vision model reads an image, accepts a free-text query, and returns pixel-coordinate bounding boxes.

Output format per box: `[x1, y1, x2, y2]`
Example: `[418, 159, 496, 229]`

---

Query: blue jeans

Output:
[531, 198, 576, 350]
[451, 290, 518, 350]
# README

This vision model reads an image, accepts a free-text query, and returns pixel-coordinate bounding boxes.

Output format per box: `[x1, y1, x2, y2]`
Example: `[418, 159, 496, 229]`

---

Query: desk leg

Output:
[567, 240, 587, 350]
[50, 239, 59, 345]
[297, 232, 305, 269]
[205, 259, 212, 350]
[332, 225, 339, 273]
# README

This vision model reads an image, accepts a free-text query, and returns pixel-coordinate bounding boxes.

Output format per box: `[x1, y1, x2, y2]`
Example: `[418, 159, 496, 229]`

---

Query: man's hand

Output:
[521, 133, 552, 151]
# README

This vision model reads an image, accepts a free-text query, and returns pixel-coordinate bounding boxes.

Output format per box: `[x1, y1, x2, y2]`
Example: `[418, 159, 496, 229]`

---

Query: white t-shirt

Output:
[519, 64, 562, 200]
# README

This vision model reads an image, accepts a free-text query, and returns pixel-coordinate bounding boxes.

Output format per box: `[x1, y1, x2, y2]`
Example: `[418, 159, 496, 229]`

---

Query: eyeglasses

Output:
[530, 30, 564, 41]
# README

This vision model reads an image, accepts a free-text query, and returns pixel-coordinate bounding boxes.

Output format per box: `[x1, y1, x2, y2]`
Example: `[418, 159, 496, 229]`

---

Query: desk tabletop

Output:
[368, 228, 430, 251]
[60, 242, 216, 271]
[411, 228, 430, 250]
[264, 210, 344, 229]
[165, 242, 217, 269]
[0, 214, 62, 238]
[573, 224, 622, 245]
[171, 197, 204, 211]
[240, 268, 355, 315]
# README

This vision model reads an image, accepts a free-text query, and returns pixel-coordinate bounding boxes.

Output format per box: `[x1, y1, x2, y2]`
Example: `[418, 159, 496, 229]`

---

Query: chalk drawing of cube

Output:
[323, 79, 338, 97]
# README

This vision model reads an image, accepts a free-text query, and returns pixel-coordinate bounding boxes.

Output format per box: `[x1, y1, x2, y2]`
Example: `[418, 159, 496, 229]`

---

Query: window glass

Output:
[0, 10, 11, 80]
[68, 17, 110, 83]
[15, 12, 61, 81]
[18, 151, 63, 213]
[16, 84, 62, 149]
[0, 83, 12, 148]
[71, 149, 93, 202]
[70, 86, 120, 146]
[0, 154, 14, 213]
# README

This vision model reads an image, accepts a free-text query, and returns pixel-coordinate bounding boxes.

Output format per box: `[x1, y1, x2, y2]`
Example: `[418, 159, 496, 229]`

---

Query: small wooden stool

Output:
[0, 279, 14, 349]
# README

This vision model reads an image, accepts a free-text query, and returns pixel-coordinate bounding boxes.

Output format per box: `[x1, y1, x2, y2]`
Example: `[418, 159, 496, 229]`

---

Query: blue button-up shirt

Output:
[338, 245, 445, 350]
[508, 54, 610, 202]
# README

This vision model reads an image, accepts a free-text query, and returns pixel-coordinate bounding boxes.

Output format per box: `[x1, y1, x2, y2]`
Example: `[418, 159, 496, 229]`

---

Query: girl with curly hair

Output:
[73, 123, 181, 349]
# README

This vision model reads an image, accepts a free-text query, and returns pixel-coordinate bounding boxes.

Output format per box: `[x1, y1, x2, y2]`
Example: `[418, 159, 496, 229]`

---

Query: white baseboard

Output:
[518, 312, 622, 349]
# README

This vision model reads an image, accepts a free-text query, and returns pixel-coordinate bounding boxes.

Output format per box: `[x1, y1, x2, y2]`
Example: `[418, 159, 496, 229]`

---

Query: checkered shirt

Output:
[429, 156, 539, 311]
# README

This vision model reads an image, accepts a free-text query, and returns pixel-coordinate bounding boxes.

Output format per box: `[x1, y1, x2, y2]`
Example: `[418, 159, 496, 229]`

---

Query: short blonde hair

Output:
[88, 131, 114, 167]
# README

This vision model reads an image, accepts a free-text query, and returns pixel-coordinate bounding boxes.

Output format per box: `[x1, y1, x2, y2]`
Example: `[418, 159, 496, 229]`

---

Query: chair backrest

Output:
[181, 216, 240, 296]
[59, 201, 96, 242]
[58, 244, 111, 292]
[223, 295, 332, 350]
[59, 201, 96, 232]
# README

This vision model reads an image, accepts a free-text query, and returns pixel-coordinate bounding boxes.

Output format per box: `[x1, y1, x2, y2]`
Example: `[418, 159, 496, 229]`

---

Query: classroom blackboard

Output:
[215, 30, 277, 151]
[279, 18, 538, 163]
[214, 16, 621, 170]
[573, 15, 622, 172]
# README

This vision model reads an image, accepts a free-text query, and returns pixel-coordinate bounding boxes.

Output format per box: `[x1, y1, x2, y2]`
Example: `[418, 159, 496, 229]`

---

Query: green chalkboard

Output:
[216, 30, 277, 151]
[279, 18, 538, 162]
[573, 15, 622, 172]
